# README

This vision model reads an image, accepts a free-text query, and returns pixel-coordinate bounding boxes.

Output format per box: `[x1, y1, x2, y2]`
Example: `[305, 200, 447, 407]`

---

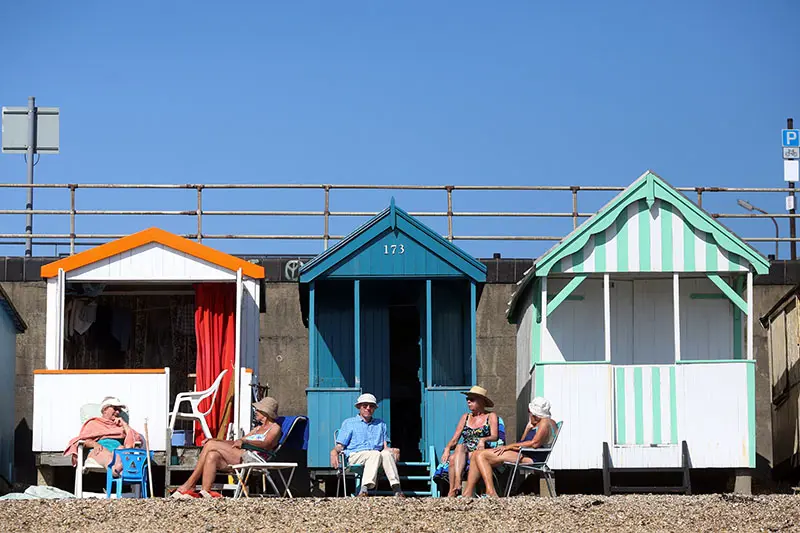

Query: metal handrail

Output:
[0, 182, 796, 257]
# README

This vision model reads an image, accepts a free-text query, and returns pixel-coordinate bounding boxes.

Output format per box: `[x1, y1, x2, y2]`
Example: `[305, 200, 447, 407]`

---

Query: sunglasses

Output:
[466, 396, 478, 402]
[359, 404, 376, 410]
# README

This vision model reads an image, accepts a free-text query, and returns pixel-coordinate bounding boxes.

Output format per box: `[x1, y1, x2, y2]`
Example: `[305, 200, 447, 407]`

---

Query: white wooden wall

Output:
[543, 278, 604, 362]
[66, 243, 237, 281]
[679, 277, 734, 361]
[537, 363, 612, 470]
[535, 362, 751, 469]
[678, 362, 752, 468]
[33, 370, 170, 451]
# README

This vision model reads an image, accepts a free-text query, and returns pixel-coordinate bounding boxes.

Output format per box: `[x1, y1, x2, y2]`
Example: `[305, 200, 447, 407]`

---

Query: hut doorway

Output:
[388, 302, 423, 461]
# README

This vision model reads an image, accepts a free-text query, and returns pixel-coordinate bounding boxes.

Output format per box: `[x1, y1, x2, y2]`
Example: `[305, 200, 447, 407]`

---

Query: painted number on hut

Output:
[384, 244, 405, 255]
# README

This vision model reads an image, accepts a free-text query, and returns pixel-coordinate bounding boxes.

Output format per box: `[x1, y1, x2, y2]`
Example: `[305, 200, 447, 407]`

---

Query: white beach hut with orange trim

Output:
[34, 228, 264, 465]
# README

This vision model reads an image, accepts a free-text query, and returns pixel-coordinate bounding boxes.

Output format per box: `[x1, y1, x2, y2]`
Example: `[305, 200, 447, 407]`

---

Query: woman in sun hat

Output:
[439, 386, 499, 497]
[463, 396, 557, 498]
[172, 396, 282, 499]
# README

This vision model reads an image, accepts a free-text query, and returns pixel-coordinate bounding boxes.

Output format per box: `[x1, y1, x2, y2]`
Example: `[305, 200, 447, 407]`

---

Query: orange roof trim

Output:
[40, 228, 265, 279]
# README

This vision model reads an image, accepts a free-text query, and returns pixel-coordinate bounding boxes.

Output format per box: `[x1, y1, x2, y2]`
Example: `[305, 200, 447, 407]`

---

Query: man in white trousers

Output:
[330, 393, 404, 497]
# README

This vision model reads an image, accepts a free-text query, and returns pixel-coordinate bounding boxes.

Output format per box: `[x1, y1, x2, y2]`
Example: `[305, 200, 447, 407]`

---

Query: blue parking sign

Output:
[783, 129, 800, 147]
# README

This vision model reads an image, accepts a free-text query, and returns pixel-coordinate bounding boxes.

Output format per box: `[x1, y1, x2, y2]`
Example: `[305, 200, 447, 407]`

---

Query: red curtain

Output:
[193, 283, 236, 445]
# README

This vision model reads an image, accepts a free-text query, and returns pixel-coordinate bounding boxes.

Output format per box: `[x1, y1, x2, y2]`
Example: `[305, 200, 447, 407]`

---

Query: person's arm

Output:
[503, 420, 550, 451]
[330, 422, 351, 468]
[440, 414, 467, 463]
[242, 425, 282, 451]
[476, 413, 499, 450]
[381, 422, 391, 451]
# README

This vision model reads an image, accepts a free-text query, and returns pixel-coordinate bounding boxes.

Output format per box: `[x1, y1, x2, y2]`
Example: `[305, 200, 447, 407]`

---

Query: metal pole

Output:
[323, 185, 330, 250]
[69, 184, 76, 255]
[25, 96, 36, 257]
[789, 118, 796, 260]
[446, 186, 454, 241]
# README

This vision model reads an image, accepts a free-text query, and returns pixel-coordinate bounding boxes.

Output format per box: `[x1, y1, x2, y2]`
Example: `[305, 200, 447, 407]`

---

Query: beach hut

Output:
[0, 285, 27, 482]
[33, 228, 264, 478]
[759, 285, 800, 480]
[506, 171, 770, 492]
[298, 200, 486, 494]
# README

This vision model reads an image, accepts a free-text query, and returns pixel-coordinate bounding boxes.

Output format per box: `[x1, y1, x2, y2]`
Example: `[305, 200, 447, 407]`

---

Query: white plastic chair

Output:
[169, 369, 229, 441]
[74, 403, 105, 498]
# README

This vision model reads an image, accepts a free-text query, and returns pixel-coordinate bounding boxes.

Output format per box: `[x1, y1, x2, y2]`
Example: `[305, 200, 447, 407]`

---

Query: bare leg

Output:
[447, 445, 468, 497]
[179, 440, 242, 492]
[462, 450, 486, 497]
[476, 450, 528, 497]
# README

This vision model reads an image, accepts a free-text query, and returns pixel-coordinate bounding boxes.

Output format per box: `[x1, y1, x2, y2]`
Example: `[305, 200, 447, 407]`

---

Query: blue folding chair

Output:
[105, 448, 154, 499]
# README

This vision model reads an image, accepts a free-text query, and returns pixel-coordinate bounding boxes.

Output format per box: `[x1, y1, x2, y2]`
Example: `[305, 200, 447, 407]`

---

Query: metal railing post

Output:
[69, 184, 77, 255]
[196, 185, 203, 242]
[446, 185, 454, 241]
[323, 185, 331, 250]
[696, 188, 704, 208]
[571, 186, 580, 230]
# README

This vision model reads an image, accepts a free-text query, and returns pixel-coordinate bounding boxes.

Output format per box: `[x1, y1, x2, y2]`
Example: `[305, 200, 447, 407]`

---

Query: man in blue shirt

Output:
[330, 393, 404, 497]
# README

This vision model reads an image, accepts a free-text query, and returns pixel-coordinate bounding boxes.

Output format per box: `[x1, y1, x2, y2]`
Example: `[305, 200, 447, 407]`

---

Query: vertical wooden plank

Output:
[604, 274, 611, 363]
[747, 271, 753, 361]
[540, 277, 548, 360]
[233, 268, 243, 436]
[354, 280, 361, 389]
[470, 280, 477, 384]
[673, 273, 681, 362]
[426, 279, 432, 388]
[309, 281, 316, 388]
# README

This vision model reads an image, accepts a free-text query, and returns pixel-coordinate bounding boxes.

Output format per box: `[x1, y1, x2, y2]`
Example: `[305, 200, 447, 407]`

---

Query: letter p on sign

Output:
[783, 129, 800, 147]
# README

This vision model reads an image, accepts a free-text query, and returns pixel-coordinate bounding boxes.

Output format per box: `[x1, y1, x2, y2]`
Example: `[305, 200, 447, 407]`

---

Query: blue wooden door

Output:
[360, 287, 392, 431]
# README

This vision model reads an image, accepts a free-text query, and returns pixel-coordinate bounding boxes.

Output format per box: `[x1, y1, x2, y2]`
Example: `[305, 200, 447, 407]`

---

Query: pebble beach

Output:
[0, 494, 798, 533]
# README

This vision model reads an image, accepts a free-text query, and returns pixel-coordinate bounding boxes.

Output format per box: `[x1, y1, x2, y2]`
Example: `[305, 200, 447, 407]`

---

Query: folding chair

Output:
[503, 421, 563, 497]
[229, 415, 307, 498]
[334, 429, 362, 497]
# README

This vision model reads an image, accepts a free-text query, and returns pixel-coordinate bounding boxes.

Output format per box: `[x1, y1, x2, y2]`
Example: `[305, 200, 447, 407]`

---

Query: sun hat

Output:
[460, 386, 494, 408]
[100, 396, 127, 412]
[252, 397, 279, 420]
[355, 393, 378, 408]
[528, 397, 552, 418]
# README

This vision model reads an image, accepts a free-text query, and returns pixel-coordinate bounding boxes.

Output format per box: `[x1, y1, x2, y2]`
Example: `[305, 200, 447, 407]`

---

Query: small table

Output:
[230, 462, 298, 498]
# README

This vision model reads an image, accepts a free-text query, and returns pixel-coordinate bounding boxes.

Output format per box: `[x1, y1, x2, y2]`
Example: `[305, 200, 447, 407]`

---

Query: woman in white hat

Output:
[172, 396, 282, 499]
[439, 386, 499, 497]
[463, 396, 556, 498]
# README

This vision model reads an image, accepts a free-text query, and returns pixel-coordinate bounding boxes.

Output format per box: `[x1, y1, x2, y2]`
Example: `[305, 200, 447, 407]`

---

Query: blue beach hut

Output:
[299, 200, 486, 484]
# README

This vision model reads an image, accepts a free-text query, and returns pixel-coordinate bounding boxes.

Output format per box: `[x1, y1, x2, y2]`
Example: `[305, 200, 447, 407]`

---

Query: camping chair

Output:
[169, 369, 228, 441]
[334, 429, 366, 497]
[73, 403, 141, 498]
[229, 415, 307, 498]
[433, 416, 507, 497]
[503, 421, 563, 497]
[105, 448, 154, 499]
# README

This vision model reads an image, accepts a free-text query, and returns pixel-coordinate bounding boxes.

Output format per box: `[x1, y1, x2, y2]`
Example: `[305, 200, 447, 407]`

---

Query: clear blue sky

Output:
[1, 1, 797, 258]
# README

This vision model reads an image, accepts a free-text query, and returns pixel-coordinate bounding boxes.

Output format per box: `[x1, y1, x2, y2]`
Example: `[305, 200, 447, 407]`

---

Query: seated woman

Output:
[463, 396, 556, 498]
[172, 396, 282, 499]
[439, 386, 499, 497]
[65, 396, 143, 476]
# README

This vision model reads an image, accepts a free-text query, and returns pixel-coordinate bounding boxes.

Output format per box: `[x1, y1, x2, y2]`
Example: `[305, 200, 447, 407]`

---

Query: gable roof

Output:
[299, 199, 487, 283]
[40, 227, 265, 279]
[506, 170, 771, 321]
[0, 284, 27, 333]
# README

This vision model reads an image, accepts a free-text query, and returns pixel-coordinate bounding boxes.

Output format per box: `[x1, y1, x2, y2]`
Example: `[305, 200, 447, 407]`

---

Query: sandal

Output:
[170, 489, 199, 499]
[199, 490, 223, 499]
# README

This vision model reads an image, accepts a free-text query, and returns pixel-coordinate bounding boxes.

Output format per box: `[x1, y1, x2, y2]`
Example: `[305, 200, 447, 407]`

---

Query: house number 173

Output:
[384, 244, 405, 255]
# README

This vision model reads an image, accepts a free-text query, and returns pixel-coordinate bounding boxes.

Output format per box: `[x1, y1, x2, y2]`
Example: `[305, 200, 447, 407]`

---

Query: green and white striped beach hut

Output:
[506, 170, 770, 473]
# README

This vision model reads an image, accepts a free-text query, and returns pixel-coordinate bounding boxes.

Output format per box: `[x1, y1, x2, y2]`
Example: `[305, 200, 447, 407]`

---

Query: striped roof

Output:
[506, 170, 770, 321]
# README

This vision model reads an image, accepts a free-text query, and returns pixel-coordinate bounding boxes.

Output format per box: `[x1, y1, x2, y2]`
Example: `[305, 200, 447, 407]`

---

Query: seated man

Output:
[65, 396, 144, 476]
[330, 393, 404, 497]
